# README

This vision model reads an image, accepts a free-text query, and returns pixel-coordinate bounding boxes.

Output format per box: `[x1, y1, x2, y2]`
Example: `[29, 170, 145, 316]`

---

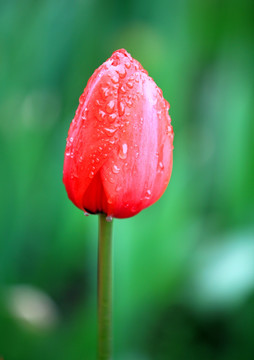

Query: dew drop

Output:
[65, 151, 70, 157]
[104, 127, 117, 137]
[166, 125, 173, 136]
[115, 185, 121, 192]
[158, 162, 164, 172]
[79, 156, 83, 163]
[111, 74, 119, 84]
[84, 211, 89, 216]
[112, 164, 120, 174]
[119, 85, 126, 94]
[70, 137, 73, 143]
[106, 215, 113, 222]
[106, 100, 115, 114]
[108, 113, 117, 123]
[126, 99, 133, 107]
[119, 101, 125, 116]
[96, 99, 103, 106]
[100, 86, 109, 99]
[117, 65, 126, 78]
[82, 107, 88, 119]
[119, 143, 128, 159]
[125, 61, 131, 69]
[127, 81, 134, 89]
[145, 189, 152, 199]
[89, 171, 94, 179]
[131, 205, 138, 213]
[96, 109, 106, 121]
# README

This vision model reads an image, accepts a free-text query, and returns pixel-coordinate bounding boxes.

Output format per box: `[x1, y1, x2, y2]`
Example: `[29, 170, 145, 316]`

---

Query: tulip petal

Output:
[100, 71, 173, 218]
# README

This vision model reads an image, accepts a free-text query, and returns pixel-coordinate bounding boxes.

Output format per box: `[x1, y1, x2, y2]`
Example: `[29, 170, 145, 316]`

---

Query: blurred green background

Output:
[0, 0, 254, 359]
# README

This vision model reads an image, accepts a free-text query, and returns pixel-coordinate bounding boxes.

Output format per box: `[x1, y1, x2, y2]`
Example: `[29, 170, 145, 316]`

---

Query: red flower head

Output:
[63, 49, 174, 219]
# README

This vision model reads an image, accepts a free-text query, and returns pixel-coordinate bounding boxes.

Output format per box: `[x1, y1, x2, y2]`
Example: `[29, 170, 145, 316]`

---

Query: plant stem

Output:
[98, 214, 113, 360]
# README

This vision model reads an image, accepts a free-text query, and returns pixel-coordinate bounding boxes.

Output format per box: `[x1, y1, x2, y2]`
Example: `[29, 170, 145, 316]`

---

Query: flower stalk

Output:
[97, 214, 113, 360]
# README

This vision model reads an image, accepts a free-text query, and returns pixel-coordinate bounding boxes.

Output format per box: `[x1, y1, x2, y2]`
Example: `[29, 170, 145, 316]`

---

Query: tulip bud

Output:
[63, 49, 174, 219]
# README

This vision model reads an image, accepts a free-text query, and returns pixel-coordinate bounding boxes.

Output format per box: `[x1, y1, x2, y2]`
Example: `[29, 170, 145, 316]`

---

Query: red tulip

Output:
[63, 49, 174, 219]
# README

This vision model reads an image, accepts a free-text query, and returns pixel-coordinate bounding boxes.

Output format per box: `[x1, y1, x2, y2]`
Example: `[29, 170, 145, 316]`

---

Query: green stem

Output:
[98, 214, 113, 360]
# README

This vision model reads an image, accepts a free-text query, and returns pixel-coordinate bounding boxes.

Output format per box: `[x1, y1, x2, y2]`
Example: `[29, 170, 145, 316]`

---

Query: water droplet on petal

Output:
[119, 85, 126, 94]
[108, 113, 117, 123]
[131, 205, 138, 213]
[96, 109, 106, 121]
[127, 81, 133, 89]
[106, 100, 115, 114]
[115, 185, 121, 192]
[145, 189, 152, 199]
[89, 171, 94, 179]
[70, 137, 73, 143]
[82, 107, 88, 119]
[119, 143, 128, 159]
[112, 165, 120, 174]
[119, 102, 125, 116]
[106, 215, 113, 222]
[126, 98, 133, 107]
[104, 127, 117, 137]
[96, 99, 103, 106]
[158, 161, 164, 172]
[84, 211, 89, 216]
[117, 65, 126, 78]
[111, 74, 119, 84]
[100, 86, 109, 99]
[166, 125, 173, 136]
[125, 61, 131, 69]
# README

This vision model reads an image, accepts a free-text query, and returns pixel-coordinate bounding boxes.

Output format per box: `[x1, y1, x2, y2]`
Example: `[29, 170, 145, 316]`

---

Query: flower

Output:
[63, 49, 174, 219]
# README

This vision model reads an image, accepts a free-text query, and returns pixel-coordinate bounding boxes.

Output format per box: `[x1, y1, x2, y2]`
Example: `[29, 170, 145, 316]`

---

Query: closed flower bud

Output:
[63, 49, 174, 219]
